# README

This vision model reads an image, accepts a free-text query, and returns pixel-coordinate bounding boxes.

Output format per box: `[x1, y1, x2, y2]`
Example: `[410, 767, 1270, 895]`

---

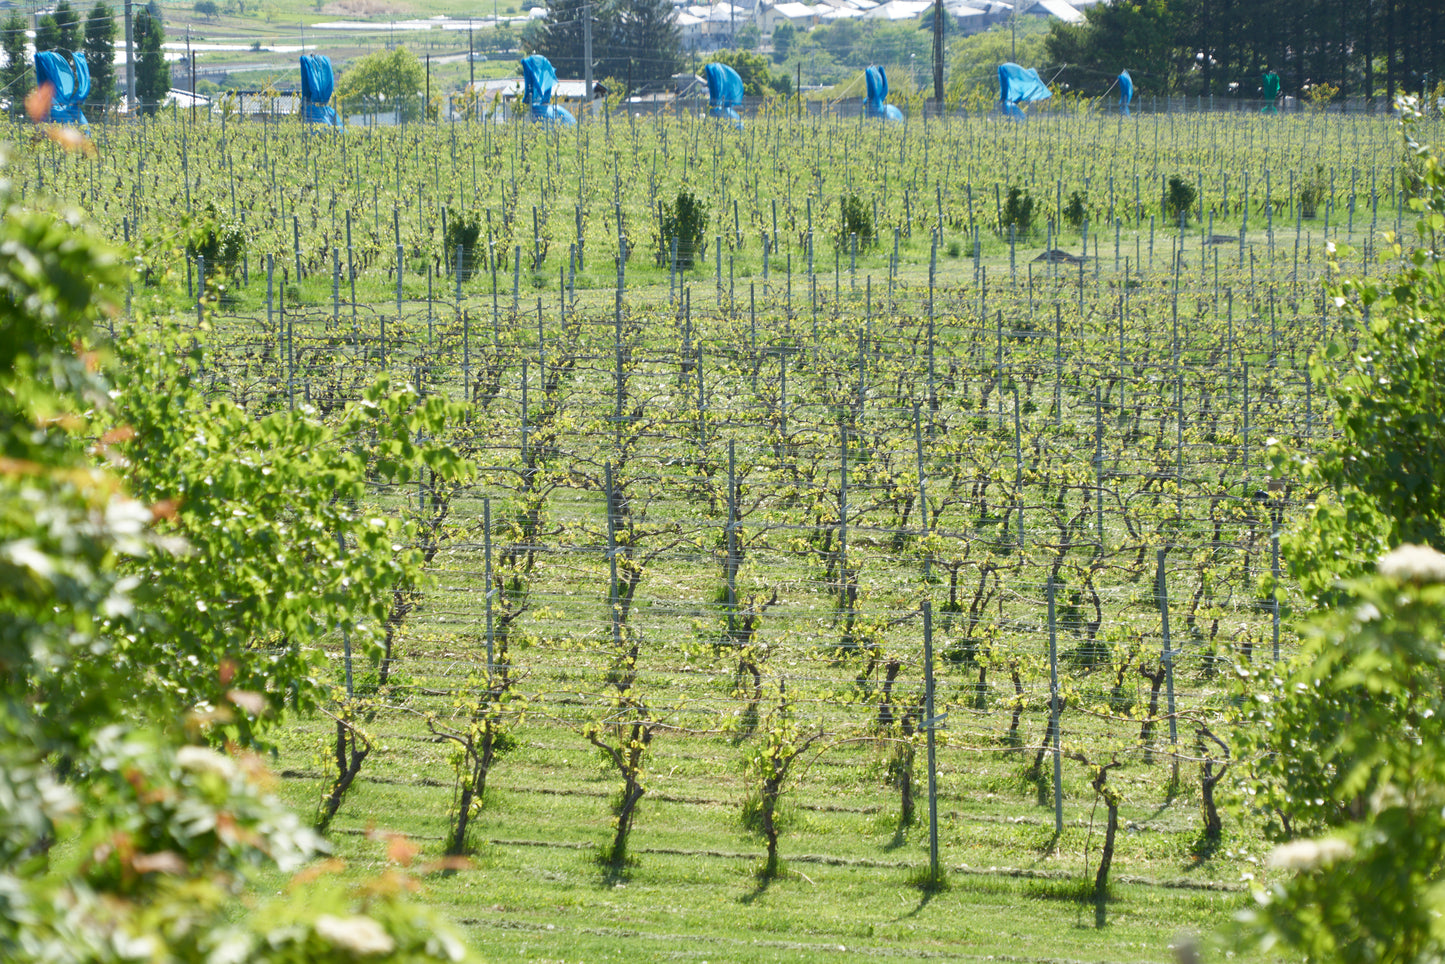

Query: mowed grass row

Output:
[264, 706, 1255, 962]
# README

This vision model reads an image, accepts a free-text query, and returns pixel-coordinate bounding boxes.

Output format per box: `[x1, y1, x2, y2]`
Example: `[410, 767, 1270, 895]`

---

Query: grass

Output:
[264, 716, 1259, 961]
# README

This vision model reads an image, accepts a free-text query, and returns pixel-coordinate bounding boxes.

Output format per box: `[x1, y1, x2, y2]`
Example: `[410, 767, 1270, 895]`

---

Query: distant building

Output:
[458, 75, 591, 122]
[213, 90, 301, 119]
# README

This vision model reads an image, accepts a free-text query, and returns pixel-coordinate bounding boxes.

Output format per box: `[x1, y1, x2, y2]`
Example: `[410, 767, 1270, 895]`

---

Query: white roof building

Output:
[864, 0, 932, 19]
[771, 1, 817, 21]
[1031, 0, 1082, 22]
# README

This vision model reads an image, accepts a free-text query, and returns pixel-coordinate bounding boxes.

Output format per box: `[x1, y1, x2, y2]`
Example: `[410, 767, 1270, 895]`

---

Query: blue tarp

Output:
[864, 65, 903, 121]
[299, 54, 341, 126]
[704, 62, 743, 127]
[34, 51, 88, 126]
[1262, 70, 1280, 113]
[998, 62, 1050, 118]
[1118, 69, 1133, 115]
[522, 54, 576, 125]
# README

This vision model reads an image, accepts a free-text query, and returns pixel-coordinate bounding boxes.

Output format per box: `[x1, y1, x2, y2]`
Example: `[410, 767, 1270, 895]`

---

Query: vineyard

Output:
[12, 106, 1428, 960]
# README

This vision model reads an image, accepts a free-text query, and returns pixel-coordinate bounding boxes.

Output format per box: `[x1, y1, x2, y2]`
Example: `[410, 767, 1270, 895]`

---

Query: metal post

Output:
[1157, 549, 1178, 778]
[1046, 579, 1062, 834]
[583, 3, 593, 117]
[124, 0, 135, 110]
[266, 254, 275, 350]
[1271, 507, 1281, 662]
[484, 497, 494, 672]
[1094, 387, 1104, 544]
[337, 526, 353, 698]
[913, 402, 930, 579]
[922, 601, 943, 883]
[1013, 385, 1023, 548]
[726, 440, 738, 638]
[931, 0, 943, 105]
[605, 462, 621, 650]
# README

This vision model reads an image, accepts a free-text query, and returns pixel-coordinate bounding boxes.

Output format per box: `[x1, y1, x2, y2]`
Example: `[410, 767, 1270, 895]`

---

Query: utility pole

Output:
[187, 27, 195, 124]
[469, 21, 474, 88]
[931, 0, 943, 105]
[583, 2, 593, 118]
[1010, 0, 1033, 62]
[124, 0, 135, 110]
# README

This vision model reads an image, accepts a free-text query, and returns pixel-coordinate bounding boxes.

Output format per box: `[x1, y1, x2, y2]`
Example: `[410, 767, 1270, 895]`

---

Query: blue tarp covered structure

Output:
[997, 62, 1050, 118]
[704, 62, 743, 127]
[522, 54, 575, 125]
[34, 51, 89, 126]
[864, 65, 903, 121]
[1261, 70, 1280, 113]
[1118, 69, 1133, 115]
[299, 54, 341, 126]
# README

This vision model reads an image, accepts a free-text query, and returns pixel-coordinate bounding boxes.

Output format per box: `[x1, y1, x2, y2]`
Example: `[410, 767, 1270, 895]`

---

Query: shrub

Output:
[1001, 186, 1034, 237]
[1299, 164, 1327, 219]
[1063, 190, 1087, 229]
[655, 188, 708, 270]
[1165, 175, 1197, 229]
[186, 203, 245, 281]
[1304, 82, 1339, 111]
[443, 207, 483, 281]
[836, 192, 875, 249]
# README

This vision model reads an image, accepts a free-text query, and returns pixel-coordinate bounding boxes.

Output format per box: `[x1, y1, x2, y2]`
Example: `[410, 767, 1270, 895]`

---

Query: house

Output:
[460, 75, 591, 121]
[864, 0, 932, 20]
[1030, 0, 1082, 23]
[213, 89, 296, 118]
[676, 9, 708, 48]
[768, 1, 818, 27]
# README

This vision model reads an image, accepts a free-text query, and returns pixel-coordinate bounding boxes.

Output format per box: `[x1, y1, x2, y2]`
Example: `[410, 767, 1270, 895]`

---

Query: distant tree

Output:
[533, 0, 681, 92]
[1032, 0, 1445, 101]
[34, 15, 61, 53]
[812, 19, 862, 62]
[1046, 0, 1183, 96]
[490, 21, 515, 54]
[771, 21, 795, 63]
[737, 21, 761, 51]
[134, 6, 170, 113]
[864, 21, 929, 67]
[708, 49, 788, 97]
[84, 2, 117, 112]
[194, 0, 221, 18]
[611, 0, 683, 89]
[2, 11, 31, 115]
[518, 17, 544, 54]
[531, 0, 586, 76]
[336, 46, 425, 122]
[943, 19, 1048, 103]
[55, 1, 81, 52]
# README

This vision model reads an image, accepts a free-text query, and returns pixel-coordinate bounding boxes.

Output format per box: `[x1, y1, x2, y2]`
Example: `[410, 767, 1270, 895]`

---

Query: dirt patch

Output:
[1033, 249, 1086, 264]
[320, 0, 411, 16]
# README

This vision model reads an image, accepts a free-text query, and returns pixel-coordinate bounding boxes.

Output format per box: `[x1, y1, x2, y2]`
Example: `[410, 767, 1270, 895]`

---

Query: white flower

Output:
[1355, 602, 1381, 623]
[1267, 836, 1354, 871]
[175, 745, 237, 780]
[1378, 544, 1445, 583]
[425, 931, 467, 962]
[314, 915, 396, 957]
[1370, 783, 1406, 814]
